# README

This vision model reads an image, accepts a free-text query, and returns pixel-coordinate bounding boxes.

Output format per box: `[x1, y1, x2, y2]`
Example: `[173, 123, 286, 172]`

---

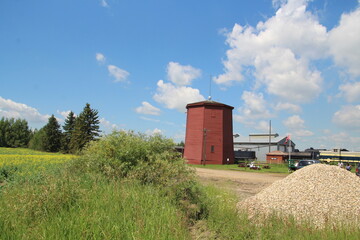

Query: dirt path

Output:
[195, 168, 287, 201]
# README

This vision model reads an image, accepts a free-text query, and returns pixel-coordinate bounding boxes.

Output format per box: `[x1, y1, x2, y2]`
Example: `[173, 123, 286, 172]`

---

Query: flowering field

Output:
[0, 147, 77, 180]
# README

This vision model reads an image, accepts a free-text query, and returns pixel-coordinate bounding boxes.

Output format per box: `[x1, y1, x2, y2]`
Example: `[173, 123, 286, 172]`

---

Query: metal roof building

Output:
[234, 136, 296, 162]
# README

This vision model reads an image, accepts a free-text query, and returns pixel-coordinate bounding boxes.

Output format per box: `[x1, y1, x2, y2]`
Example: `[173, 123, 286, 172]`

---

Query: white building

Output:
[234, 136, 295, 162]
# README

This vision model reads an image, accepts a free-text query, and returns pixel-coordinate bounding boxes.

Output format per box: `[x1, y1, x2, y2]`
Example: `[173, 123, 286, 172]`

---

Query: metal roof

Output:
[186, 100, 234, 110]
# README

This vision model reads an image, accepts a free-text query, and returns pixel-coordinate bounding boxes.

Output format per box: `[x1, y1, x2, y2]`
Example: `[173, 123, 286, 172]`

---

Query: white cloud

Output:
[274, 102, 301, 113]
[294, 129, 314, 137]
[213, 55, 244, 85]
[319, 131, 360, 151]
[167, 62, 201, 86]
[339, 82, 360, 102]
[237, 91, 272, 120]
[329, 7, 360, 77]
[283, 115, 305, 129]
[254, 47, 322, 102]
[100, 118, 119, 133]
[55, 110, 73, 124]
[100, 0, 109, 7]
[140, 116, 160, 123]
[254, 120, 271, 132]
[56, 110, 74, 119]
[0, 97, 50, 126]
[272, 0, 287, 8]
[108, 65, 129, 82]
[215, 0, 326, 102]
[283, 114, 314, 137]
[153, 80, 205, 112]
[145, 128, 162, 136]
[333, 105, 360, 130]
[135, 101, 161, 116]
[96, 53, 106, 64]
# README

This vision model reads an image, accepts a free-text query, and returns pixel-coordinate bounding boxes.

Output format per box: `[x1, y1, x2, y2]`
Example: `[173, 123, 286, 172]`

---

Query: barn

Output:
[184, 100, 234, 165]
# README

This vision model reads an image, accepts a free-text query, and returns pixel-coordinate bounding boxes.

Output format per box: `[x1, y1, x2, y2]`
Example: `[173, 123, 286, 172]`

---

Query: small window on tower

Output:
[211, 145, 215, 153]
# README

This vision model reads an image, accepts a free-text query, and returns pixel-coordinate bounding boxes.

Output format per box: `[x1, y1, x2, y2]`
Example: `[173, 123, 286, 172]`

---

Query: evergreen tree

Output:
[44, 115, 62, 152]
[61, 111, 76, 153]
[70, 103, 101, 153]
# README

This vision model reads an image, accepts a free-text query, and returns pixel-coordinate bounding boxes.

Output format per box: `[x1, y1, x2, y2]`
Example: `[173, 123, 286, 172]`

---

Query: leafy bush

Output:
[73, 130, 208, 221]
[76, 131, 181, 177]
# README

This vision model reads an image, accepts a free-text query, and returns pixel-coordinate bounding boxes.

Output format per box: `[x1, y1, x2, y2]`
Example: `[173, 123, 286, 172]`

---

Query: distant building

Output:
[234, 150, 256, 163]
[266, 151, 288, 164]
[234, 136, 296, 162]
[184, 100, 234, 165]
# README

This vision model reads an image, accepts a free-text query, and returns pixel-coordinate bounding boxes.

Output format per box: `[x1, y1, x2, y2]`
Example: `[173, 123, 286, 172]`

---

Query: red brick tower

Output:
[184, 100, 234, 165]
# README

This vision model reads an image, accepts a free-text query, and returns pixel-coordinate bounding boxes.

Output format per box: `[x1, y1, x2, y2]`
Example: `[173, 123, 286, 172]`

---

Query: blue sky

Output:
[1, 0, 359, 151]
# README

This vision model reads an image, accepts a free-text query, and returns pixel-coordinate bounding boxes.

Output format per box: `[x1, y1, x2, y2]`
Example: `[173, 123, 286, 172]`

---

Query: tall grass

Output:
[0, 168, 190, 239]
[0, 132, 198, 239]
[1, 133, 360, 240]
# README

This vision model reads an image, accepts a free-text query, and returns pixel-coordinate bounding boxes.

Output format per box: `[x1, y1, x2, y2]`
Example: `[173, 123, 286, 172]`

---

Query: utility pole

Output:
[269, 120, 271, 153]
[202, 128, 208, 165]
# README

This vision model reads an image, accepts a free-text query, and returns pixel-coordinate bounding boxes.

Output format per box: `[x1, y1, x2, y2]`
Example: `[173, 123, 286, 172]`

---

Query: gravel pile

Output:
[239, 164, 360, 227]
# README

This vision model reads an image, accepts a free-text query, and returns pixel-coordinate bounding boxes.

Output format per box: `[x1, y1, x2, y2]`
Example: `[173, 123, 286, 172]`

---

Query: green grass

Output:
[0, 170, 190, 240]
[1, 145, 360, 239]
[0, 147, 63, 155]
[193, 163, 290, 174]
[0, 147, 77, 184]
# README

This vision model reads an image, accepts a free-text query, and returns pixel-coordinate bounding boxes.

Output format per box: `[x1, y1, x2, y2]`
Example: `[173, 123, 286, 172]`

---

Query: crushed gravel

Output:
[238, 164, 360, 228]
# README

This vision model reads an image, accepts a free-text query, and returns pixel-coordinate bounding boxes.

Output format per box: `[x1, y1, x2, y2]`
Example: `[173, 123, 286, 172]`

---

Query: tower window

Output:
[211, 145, 215, 153]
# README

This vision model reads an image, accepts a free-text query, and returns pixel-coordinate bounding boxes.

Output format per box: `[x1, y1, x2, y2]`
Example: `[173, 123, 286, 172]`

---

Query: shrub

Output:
[73, 130, 208, 222]
[76, 131, 180, 178]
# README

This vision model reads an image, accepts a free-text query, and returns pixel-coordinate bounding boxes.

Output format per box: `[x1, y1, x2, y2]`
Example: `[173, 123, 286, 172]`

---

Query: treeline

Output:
[0, 118, 31, 148]
[0, 103, 100, 153]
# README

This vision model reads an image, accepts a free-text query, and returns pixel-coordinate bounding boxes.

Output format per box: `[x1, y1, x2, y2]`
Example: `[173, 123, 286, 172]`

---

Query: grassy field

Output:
[1, 144, 360, 239]
[193, 163, 290, 174]
[0, 147, 77, 183]
[193, 162, 358, 174]
[0, 146, 190, 239]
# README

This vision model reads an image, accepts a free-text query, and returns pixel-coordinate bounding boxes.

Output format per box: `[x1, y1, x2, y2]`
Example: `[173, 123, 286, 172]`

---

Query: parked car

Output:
[356, 163, 360, 177]
[296, 159, 320, 170]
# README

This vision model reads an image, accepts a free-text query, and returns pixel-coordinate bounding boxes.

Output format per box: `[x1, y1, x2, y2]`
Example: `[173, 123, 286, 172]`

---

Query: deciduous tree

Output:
[0, 118, 31, 147]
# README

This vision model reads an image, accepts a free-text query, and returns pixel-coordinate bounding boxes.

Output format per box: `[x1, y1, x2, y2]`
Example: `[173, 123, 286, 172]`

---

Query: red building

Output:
[184, 100, 235, 165]
[266, 151, 288, 164]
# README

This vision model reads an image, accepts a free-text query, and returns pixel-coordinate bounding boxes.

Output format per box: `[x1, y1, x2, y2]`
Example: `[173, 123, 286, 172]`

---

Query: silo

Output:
[184, 100, 234, 165]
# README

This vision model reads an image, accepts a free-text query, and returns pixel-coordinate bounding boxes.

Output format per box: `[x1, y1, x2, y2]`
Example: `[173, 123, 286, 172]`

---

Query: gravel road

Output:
[195, 168, 287, 200]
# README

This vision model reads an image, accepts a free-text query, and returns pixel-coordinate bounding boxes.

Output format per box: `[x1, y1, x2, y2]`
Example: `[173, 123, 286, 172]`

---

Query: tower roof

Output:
[186, 100, 234, 110]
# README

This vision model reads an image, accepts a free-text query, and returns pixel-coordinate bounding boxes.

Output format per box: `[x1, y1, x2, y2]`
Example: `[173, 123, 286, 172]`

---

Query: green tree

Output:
[3, 118, 15, 147]
[44, 115, 62, 152]
[11, 119, 31, 147]
[61, 111, 76, 153]
[29, 128, 47, 151]
[0, 118, 10, 147]
[0, 118, 30, 147]
[70, 103, 101, 153]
